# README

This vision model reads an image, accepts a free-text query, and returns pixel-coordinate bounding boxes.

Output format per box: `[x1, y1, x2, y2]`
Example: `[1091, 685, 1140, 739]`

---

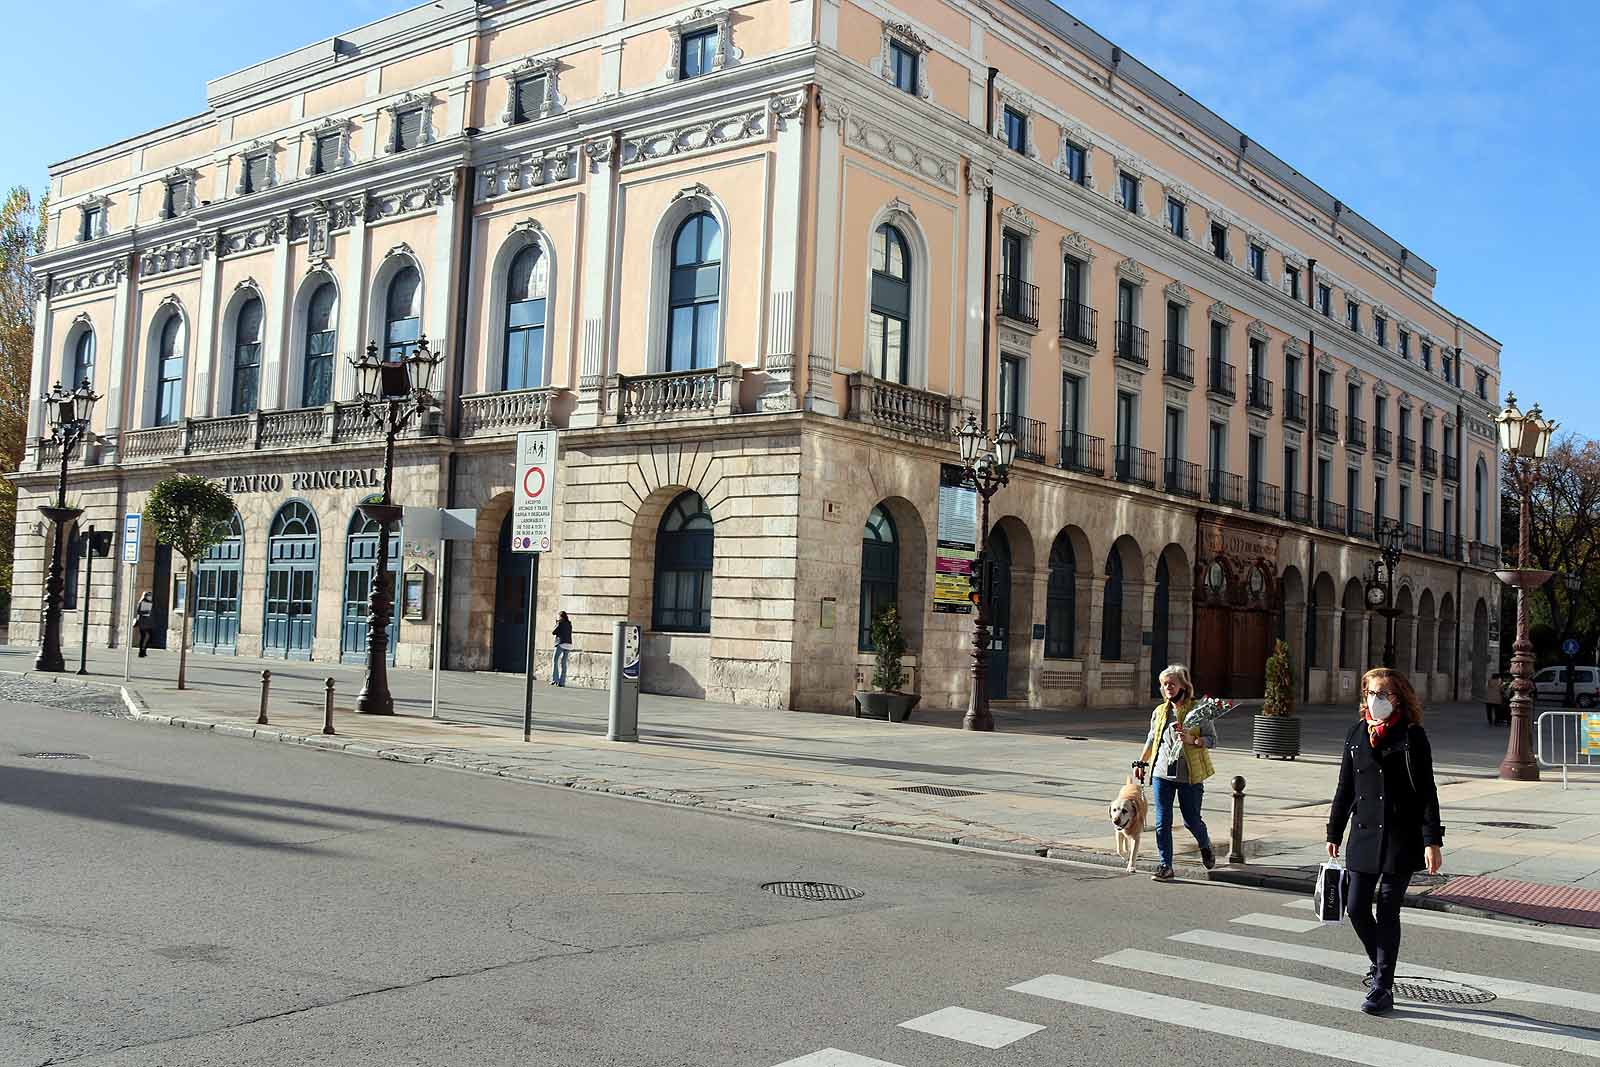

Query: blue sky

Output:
[1, 1, 1593, 434]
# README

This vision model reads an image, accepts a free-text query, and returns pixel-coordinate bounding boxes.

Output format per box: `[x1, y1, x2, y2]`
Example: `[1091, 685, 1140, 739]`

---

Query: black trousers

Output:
[137, 626, 152, 655]
[1345, 869, 1411, 988]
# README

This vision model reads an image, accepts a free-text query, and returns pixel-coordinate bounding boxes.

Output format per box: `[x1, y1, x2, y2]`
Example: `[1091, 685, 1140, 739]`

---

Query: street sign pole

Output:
[431, 533, 445, 720]
[513, 430, 558, 742]
[121, 513, 142, 683]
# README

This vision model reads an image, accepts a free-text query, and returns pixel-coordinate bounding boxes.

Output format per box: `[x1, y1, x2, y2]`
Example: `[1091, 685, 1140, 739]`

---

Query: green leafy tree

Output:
[0, 186, 47, 619]
[144, 475, 235, 689]
[1262, 640, 1295, 717]
[869, 605, 907, 692]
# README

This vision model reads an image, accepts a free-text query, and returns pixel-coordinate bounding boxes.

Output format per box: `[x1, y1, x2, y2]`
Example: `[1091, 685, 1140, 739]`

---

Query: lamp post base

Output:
[962, 708, 995, 732]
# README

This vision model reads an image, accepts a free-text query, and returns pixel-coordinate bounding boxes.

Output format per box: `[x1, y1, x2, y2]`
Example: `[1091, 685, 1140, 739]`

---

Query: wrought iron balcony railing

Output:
[1286, 490, 1313, 524]
[1318, 499, 1348, 534]
[996, 412, 1046, 463]
[1164, 340, 1195, 383]
[1207, 469, 1244, 508]
[1398, 436, 1416, 466]
[1284, 389, 1307, 426]
[1346, 415, 1367, 450]
[1247, 376, 1273, 413]
[1163, 456, 1202, 499]
[1317, 403, 1340, 438]
[1115, 321, 1150, 367]
[1422, 446, 1439, 475]
[1248, 480, 1280, 517]
[1060, 300, 1098, 348]
[1375, 428, 1392, 458]
[998, 275, 1040, 327]
[1114, 444, 1157, 488]
[1208, 358, 1237, 400]
[1058, 430, 1106, 477]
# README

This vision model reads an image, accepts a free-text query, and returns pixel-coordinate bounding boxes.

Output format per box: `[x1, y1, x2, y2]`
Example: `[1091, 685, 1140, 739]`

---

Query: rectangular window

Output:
[1119, 171, 1139, 214]
[1317, 284, 1332, 317]
[1062, 373, 1083, 437]
[1116, 391, 1136, 449]
[1441, 352, 1453, 383]
[1004, 108, 1028, 154]
[513, 75, 547, 123]
[1399, 330, 1411, 358]
[1210, 222, 1228, 261]
[1208, 421, 1226, 473]
[1001, 230, 1025, 282]
[1285, 353, 1300, 394]
[242, 155, 269, 195]
[1317, 457, 1331, 501]
[1210, 321, 1226, 366]
[1422, 417, 1433, 452]
[1346, 382, 1360, 418]
[164, 178, 193, 218]
[1476, 369, 1488, 399]
[79, 206, 102, 241]
[680, 27, 719, 79]
[1284, 446, 1298, 500]
[1248, 434, 1263, 495]
[999, 354, 1023, 418]
[1117, 279, 1137, 326]
[1399, 486, 1410, 529]
[1375, 396, 1387, 433]
[394, 107, 424, 152]
[1346, 300, 1360, 332]
[1062, 256, 1084, 307]
[1249, 244, 1265, 281]
[1062, 141, 1087, 185]
[1375, 476, 1386, 526]
[1422, 491, 1432, 537]
[313, 131, 342, 175]
[889, 40, 918, 94]
[1421, 341, 1433, 370]
[1167, 197, 1186, 238]
[1164, 407, 1184, 462]
[1285, 265, 1301, 301]
[1247, 337, 1264, 382]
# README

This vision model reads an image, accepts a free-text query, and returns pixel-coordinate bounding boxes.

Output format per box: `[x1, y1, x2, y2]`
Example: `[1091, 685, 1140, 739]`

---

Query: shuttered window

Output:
[244, 155, 269, 194]
[165, 179, 192, 218]
[314, 132, 342, 175]
[394, 107, 424, 152]
[513, 76, 546, 124]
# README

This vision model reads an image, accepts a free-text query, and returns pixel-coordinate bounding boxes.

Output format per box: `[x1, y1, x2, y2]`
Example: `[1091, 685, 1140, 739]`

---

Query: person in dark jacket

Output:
[550, 611, 573, 687]
[1326, 667, 1445, 1016]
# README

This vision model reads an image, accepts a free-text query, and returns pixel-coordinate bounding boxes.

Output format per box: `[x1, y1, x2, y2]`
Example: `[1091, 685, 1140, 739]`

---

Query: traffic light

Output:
[967, 557, 986, 607]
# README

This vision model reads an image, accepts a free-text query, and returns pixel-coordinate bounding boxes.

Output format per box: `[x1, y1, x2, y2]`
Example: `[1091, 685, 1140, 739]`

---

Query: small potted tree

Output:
[1253, 639, 1302, 759]
[854, 605, 920, 722]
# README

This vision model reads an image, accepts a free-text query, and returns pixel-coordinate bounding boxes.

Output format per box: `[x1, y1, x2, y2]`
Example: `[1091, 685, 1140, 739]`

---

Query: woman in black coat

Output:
[1326, 667, 1444, 1016]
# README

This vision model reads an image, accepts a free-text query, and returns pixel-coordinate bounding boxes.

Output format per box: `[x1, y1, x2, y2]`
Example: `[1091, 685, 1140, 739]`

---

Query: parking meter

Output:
[608, 621, 640, 742]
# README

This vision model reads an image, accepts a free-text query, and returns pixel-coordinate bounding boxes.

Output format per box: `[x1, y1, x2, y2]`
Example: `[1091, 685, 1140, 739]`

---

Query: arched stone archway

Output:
[1152, 542, 1193, 698]
[1438, 592, 1458, 696]
[985, 514, 1036, 702]
[1471, 597, 1490, 698]
[1417, 589, 1437, 678]
[1310, 572, 1338, 677]
[1279, 565, 1305, 679]
[855, 496, 929, 663]
[1395, 585, 1416, 678]
[1340, 578, 1366, 672]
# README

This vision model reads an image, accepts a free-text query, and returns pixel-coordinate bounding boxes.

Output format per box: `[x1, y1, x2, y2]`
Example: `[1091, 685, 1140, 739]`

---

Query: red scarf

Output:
[1364, 710, 1396, 750]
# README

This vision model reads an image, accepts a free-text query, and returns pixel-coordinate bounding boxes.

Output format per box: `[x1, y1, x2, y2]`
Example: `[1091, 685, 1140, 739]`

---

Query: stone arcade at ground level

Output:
[13, 408, 1498, 713]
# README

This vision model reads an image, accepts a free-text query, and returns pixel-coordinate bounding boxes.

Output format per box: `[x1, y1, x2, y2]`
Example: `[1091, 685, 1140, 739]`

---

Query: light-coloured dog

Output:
[1109, 776, 1150, 873]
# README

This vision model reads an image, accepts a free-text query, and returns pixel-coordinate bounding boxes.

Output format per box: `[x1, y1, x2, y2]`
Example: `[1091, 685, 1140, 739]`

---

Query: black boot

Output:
[1361, 984, 1394, 1015]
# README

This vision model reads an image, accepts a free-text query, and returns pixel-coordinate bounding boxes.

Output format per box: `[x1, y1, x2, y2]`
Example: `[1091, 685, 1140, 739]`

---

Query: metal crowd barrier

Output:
[1535, 711, 1600, 789]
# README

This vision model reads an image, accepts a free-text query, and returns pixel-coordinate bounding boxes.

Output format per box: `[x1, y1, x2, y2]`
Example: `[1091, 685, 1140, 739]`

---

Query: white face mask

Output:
[1366, 694, 1394, 722]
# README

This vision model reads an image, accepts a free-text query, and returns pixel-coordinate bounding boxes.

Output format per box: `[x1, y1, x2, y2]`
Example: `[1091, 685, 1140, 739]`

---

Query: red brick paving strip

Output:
[1430, 875, 1600, 929]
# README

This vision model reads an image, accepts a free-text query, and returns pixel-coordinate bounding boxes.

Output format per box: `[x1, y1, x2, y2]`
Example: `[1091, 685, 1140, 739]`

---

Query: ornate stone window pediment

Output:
[1315, 352, 1335, 372]
[1373, 380, 1390, 398]
[1345, 366, 1365, 385]
[501, 56, 565, 125]
[385, 92, 436, 154]
[1283, 337, 1305, 359]
[993, 81, 1042, 163]
[159, 167, 201, 220]
[1246, 319, 1271, 342]
[1207, 300, 1233, 324]
[1061, 231, 1095, 261]
[303, 117, 355, 176]
[666, 7, 740, 81]
[999, 204, 1037, 236]
[1397, 392, 1414, 410]
[1115, 257, 1147, 285]
[234, 140, 277, 196]
[77, 195, 111, 241]
[874, 21, 931, 100]
[1163, 280, 1192, 307]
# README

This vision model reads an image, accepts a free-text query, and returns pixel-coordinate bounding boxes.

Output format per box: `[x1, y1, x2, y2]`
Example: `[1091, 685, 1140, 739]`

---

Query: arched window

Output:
[859, 505, 899, 651]
[1045, 534, 1076, 659]
[869, 224, 911, 383]
[384, 265, 421, 362]
[653, 491, 714, 632]
[71, 330, 95, 390]
[1474, 459, 1486, 543]
[503, 244, 548, 390]
[231, 295, 263, 414]
[155, 314, 184, 425]
[1101, 549, 1123, 661]
[666, 213, 721, 372]
[303, 282, 337, 407]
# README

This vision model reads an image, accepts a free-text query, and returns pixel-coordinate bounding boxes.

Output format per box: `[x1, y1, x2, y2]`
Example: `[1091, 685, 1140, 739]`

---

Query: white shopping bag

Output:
[1313, 860, 1345, 923]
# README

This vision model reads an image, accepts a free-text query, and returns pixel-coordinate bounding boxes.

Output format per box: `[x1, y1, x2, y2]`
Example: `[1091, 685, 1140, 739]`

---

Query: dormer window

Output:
[237, 147, 273, 196]
[162, 174, 196, 219]
[78, 202, 105, 242]
[313, 131, 342, 175]
[393, 105, 425, 152]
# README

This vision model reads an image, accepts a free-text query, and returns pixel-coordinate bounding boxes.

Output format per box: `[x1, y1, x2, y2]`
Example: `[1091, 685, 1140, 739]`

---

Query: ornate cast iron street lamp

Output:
[1363, 518, 1406, 670]
[349, 338, 442, 714]
[1495, 392, 1556, 781]
[955, 413, 1017, 732]
[35, 379, 99, 672]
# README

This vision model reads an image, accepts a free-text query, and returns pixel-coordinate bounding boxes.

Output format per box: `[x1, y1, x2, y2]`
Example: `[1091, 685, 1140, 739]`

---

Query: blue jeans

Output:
[1152, 776, 1212, 868]
[551, 644, 570, 686]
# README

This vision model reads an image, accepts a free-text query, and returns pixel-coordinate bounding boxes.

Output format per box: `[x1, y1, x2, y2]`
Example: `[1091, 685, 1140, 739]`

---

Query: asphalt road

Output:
[4, 700, 1598, 1067]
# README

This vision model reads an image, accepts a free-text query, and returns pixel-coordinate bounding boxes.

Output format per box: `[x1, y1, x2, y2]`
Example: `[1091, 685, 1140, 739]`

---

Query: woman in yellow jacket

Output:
[1133, 664, 1217, 881]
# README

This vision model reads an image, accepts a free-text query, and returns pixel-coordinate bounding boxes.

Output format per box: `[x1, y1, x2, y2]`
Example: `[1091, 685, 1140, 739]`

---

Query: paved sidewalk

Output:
[5, 643, 1599, 922]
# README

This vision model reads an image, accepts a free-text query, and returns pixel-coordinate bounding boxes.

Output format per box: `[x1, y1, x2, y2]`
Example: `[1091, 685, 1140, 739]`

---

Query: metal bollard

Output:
[257, 670, 271, 726]
[1229, 775, 1247, 865]
[323, 677, 336, 736]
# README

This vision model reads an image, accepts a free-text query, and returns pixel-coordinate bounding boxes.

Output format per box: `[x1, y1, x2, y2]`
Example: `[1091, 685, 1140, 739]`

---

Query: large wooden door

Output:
[1193, 605, 1230, 697]
[1229, 611, 1270, 697]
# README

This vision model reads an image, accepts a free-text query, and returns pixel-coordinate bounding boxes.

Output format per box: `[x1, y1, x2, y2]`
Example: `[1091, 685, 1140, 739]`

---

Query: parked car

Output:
[1532, 666, 1600, 707]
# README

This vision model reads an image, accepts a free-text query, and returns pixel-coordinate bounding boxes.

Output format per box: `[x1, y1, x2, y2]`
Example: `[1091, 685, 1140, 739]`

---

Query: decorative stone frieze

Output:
[139, 235, 211, 277]
[844, 114, 958, 191]
[1246, 319, 1271, 342]
[1163, 280, 1192, 306]
[999, 204, 1038, 236]
[622, 106, 767, 167]
[479, 146, 578, 199]
[50, 256, 127, 296]
[219, 215, 287, 257]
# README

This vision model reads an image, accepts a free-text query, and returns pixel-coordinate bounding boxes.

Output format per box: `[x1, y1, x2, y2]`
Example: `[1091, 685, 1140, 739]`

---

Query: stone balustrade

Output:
[844, 372, 965, 440]
[459, 388, 557, 437]
[606, 363, 742, 424]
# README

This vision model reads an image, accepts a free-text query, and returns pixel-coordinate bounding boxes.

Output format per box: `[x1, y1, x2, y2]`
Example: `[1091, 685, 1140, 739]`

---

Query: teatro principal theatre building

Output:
[15, 0, 1504, 713]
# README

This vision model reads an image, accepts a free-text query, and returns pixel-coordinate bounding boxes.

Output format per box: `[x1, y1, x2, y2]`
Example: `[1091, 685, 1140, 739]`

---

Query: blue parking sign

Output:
[1563, 637, 1581, 658]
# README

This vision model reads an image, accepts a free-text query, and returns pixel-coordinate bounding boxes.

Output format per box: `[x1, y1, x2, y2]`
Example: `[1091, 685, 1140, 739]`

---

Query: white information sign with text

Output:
[512, 430, 558, 554]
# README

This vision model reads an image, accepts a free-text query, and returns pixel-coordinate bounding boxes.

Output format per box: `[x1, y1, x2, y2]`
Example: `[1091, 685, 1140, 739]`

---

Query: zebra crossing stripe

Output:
[1171, 929, 1600, 1014]
[770, 1051, 908, 1067]
[1010, 974, 1515, 1067]
[1285, 897, 1600, 951]
[1100, 948, 1600, 1060]
[1231, 912, 1327, 934]
[897, 1006, 1044, 1048]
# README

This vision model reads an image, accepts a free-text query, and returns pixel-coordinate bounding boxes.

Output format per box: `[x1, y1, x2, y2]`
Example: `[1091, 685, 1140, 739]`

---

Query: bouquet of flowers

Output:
[1183, 695, 1238, 730]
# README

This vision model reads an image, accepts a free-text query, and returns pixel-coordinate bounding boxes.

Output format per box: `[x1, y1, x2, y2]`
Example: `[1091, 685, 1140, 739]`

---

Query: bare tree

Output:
[1502, 433, 1600, 663]
[0, 186, 47, 618]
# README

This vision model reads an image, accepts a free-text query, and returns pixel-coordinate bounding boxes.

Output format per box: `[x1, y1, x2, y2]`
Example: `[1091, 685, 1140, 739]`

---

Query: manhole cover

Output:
[1365, 975, 1496, 1005]
[892, 785, 983, 798]
[19, 752, 89, 760]
[761, 881, 865, 902]
[1480, 821, 1555, 830]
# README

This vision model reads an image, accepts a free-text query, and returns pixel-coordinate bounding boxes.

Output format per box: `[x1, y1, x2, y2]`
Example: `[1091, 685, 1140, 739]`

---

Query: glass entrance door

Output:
[193, 513, 243, 654]
[493, 511, 536, 672]
[264, 502, 318, 659]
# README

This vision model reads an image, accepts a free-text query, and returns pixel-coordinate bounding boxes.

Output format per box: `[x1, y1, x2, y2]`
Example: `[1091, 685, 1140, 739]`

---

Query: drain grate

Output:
[19, 752, 89, 760]
[1366, 975, 1496, 1005]
[762, 881, 865, 902]
[1480, 821, 1554, 831]
[892, 784, 983, 798]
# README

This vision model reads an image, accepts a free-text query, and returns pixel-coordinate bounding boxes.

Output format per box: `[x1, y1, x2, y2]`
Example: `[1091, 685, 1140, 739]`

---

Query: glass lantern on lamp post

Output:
[35, 380, 100, 672]
[1494, 393, 1557, 781]
[955, 413, 1017, 732]
[348, 337, 443, 714]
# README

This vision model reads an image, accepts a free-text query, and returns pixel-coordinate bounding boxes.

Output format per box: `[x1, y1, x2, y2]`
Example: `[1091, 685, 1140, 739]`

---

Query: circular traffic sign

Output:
[1564, 637, 1581, 657]
[522, 465, 545, 500]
